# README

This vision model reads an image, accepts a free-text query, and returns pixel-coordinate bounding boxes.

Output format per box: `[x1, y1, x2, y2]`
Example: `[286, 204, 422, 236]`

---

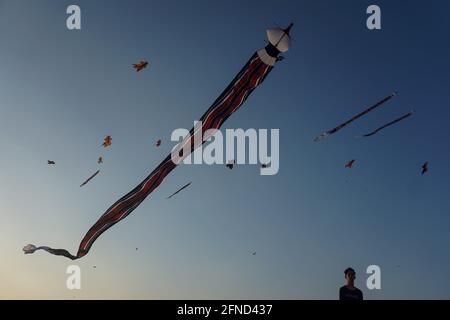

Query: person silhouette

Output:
[339, 267, 363, 300]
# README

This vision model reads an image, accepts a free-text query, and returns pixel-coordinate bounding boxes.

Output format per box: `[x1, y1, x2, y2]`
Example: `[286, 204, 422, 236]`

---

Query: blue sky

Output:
[0, 0, 449, 299]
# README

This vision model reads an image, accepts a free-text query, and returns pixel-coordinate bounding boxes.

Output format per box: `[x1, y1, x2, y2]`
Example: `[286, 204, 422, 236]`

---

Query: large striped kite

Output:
[23, 24, 293, 260]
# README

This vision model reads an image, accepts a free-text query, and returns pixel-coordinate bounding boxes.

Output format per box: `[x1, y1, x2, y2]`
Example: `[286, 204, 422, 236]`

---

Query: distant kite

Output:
[23, 23, 293, 260]
[252, 252, 256, 256]
[421, 162, 429, 175]
[156, 139, 162, 147]
[358, 111, 414, 137]
[102, 136, 112, 148]
[226, 160, 235, 170]
[314, 92, 396, 142]
[48, 160, 56, 165]
[166, 182, 192, 199]
[133, 60, 149, 72]
[80, 170, 100, 187]
[97, 156, 103, 164]
[345, 160, 356, 168]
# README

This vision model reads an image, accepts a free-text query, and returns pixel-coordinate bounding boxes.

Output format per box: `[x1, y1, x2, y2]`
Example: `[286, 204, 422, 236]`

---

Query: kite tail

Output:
[313, 132, 329, 142]
[23, 244, 79, 260]
[313, 92, 396, 142]
[359, 111, 414, 138]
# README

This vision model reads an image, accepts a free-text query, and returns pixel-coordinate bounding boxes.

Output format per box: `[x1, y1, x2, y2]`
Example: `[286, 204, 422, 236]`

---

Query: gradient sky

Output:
[1, 0, 450, 299]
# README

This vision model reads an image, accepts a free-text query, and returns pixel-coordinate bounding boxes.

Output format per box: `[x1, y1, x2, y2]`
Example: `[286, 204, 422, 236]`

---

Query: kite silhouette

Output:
[80, 170, 100, 187]
[102, 136, 112, 148]
[345, 160, 356, 168]
[226, 160, 235, 170]
[166, 182, 192, 199]
[133, 60, 149, 72]
[421, 162, 429, 175]
[314, 92, 396, 141]
[47, 160, 56, 165]
[359, 111, 414, 138]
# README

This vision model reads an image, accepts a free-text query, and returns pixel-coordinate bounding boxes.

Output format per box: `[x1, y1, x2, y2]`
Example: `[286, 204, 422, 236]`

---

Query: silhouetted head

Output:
[344, 267, 356, 284]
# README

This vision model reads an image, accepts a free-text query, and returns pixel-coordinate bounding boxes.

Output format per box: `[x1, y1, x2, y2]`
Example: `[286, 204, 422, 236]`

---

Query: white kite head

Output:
[266, 23, 293, 53]
[23, 244, 37, 254]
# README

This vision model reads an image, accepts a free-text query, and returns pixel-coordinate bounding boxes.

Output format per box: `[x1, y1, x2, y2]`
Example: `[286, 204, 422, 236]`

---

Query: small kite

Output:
[166, 182, 192, 199]
[97, 157, 103, 164]
[80, 170, 100, 187]
[48, 160, 56, 165]
[358, 111, 414, 137]
[314, 92, 396, 142]
[156, 139, 162, 147]
[24, 23, 293, 260]
[102, 136, 112, 148]
[421, 162, 429, 175]
[345, 160, 356, 168]
[133, 60, 149, 72]
[252, 252, 256, 256]
[226, 160, 235, 170]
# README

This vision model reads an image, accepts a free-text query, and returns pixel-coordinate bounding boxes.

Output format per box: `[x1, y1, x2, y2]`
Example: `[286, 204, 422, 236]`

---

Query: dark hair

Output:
[344, 267, 355, 275]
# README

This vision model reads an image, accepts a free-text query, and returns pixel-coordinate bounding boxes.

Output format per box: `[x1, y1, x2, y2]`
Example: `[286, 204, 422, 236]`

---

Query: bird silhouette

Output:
[47, 160, 56, 165]
[421, 161, 429, 175]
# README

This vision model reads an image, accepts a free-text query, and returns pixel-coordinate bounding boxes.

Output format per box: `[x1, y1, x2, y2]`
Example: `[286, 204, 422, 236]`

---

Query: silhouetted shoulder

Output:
[339, 286, 363, 300]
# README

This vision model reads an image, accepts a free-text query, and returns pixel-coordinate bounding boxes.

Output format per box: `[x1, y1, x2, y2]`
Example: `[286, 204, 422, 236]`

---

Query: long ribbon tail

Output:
[23, 244, 79, 260]
[360, 111, 414, 137]
[314, 92, 396, 141]
[166, 182, 192, 199]
[25, 47, 278, 260]
[80, 170, 100, 187]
